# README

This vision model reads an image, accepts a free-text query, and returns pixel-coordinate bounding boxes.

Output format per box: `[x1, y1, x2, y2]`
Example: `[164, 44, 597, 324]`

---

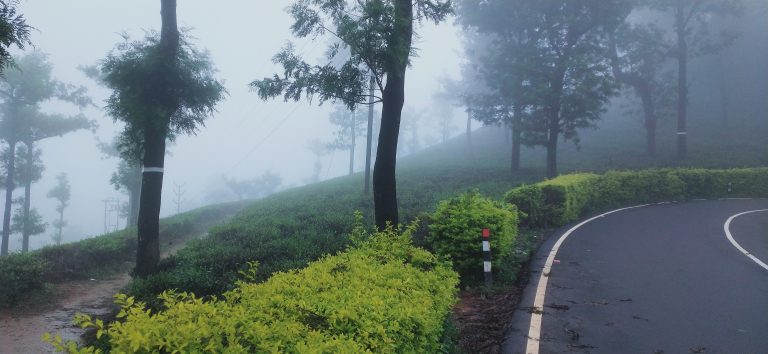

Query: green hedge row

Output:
[47, 223, 459, 353]
[0, 201, 245, 307]
[506, 168, 768, 228]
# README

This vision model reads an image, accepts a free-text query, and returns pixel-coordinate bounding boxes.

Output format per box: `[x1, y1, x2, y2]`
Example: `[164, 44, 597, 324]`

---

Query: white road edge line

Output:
[524, 204, 649, 354]
[724, 209, 768, 272]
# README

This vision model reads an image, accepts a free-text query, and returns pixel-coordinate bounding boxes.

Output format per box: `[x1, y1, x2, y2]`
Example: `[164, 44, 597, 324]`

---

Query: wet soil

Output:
[453, 287, 523, 354]
[0, 274, 129, 353]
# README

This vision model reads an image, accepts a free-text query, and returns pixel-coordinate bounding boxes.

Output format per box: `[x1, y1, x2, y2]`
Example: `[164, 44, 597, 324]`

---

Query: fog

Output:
[3, 1, 464, 250]
[3, 0, 767, 253]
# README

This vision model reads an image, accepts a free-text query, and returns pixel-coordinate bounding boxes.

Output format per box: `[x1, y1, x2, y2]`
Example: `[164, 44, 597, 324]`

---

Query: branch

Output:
[684, 0, 707, 27]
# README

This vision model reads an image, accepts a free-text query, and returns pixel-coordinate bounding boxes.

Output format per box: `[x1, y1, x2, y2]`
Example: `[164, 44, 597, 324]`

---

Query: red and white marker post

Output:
[482, 228, 492, 286]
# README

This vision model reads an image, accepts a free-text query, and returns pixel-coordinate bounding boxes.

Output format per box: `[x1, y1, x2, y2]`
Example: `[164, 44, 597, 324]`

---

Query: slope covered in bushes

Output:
[47, 222, 459, 353]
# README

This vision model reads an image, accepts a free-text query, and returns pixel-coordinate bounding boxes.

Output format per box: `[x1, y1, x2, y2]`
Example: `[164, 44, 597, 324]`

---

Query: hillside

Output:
[128, 112, 768, 305]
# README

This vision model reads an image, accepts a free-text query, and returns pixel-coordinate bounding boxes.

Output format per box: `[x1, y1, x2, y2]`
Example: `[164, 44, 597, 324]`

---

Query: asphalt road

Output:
[503, 199, 768, 354]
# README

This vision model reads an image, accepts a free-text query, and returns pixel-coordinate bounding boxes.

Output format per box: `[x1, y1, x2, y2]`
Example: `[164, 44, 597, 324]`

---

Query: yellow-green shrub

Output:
[428, 191, 518, 282]
[505, 167, 768, 228]
[506, 174, 597, 227]
[45, 222, 459, 353]
[673, 168, 768, 199]
[589, 170, 685, 210]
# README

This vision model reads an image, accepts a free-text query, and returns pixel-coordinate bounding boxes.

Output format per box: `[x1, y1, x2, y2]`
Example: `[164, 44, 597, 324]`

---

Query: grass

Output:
[0, 200, 248, 307]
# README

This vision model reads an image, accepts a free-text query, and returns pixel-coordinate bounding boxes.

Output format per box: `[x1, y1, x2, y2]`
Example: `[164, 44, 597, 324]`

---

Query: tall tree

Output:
[0, 0, 30, 255]
[18, 112, 92, 252]
[431, 87, 456, 144]
[306, 139, 331, 184]
[252, 0, 452, 229]
[453, 22, 536, 171]
[326, 105, 365, 176]
[46, 173, 69, 246]
[10, 197, 45, 246]
[14, 144, 42, 252]
[608, 23, 673, 157]
[0, 52, 90, 256]
[98, 0, 226, 276]
[649, 0, 742, 159]
[464, 0, 630, 178]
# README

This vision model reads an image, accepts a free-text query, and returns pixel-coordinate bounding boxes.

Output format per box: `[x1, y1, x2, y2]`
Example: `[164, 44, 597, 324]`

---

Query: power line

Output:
[225, 103, 302, 175]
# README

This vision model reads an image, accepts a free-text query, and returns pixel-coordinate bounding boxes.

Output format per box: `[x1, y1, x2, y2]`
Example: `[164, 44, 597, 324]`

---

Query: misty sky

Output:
[4, 1, 464, 250]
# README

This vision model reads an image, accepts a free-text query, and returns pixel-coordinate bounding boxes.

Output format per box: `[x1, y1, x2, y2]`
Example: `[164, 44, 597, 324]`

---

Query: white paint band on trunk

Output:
[483, 261, 491, 273]
[676, 131, 687, 135]
[482, 240, 490, 252]
[142, 167, 164, 173]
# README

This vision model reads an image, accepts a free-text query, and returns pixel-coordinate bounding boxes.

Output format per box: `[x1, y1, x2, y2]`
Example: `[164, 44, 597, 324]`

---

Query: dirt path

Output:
[0, 232, 205, 353]
[0, 274, 130, 353]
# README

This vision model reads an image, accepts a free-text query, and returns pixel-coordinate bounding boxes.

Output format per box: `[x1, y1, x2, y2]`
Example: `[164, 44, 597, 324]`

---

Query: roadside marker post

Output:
[483, 228, 492, 286]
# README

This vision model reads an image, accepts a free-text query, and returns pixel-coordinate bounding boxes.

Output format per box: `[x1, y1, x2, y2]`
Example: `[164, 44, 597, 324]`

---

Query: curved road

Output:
[503, 199, 768, 354]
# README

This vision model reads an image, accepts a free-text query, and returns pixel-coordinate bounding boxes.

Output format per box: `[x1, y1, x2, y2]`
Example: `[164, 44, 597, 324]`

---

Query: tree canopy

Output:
[252, 0, 452, 229]
[98, 31, 226, 162]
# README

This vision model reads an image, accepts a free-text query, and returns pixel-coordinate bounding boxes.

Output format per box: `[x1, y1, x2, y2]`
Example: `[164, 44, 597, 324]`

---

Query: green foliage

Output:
[127, 165, 529, 308]
[0, 252, 48, 305]
[506, 168, 768, 228]
[0, 0, 32, 71]
[589, 169, 685, 210]
[428, 191, 518, 282]
[97, 30, 226, 160]
[252, 0, 452, 110]
[47, 173, 70, 213]
[49, 225, 458, 353]
[673, 168, 768, 199]
[10, 201, 46, 237]
[506, 173, 598, 227]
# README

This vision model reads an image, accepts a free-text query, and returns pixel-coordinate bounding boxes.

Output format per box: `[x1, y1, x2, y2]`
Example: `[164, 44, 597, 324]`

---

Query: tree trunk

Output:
[675, 5, 688, 160]
[349, 111, 355, 176]
[546, 69, 565, 179]
[135, 129, 166, 277]
[21, 169, 31, 252]
[1, 140, 16, 256]
[21, 141, 33, 253]
[128, 165, 141, 228]
[718, 53, 729, 125]
[504, 122, 510, 146]
[135, 0, 178, 277]
[364, 76, 374, 194]
[373, 0, 412, 231]
[637, 84, 657, 157]
[466, 110, 472, 146]
[511, 105, 522, 171]
[373, 77, 405, 230]
[56, 205, 63, 245]
[546, 122, 559, 179]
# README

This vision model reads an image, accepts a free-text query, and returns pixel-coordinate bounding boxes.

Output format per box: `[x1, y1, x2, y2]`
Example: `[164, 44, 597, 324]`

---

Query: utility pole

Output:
[102, 198, 120, 234]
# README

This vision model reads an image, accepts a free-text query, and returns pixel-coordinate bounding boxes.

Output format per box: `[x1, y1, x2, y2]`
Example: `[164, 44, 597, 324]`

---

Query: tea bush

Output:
[506, 174, 598, 227]
[428, 191, 518, 282]
[505, 168, 768, 228]
[46, 223, 459, 353]
[0, 253, 49, 305]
